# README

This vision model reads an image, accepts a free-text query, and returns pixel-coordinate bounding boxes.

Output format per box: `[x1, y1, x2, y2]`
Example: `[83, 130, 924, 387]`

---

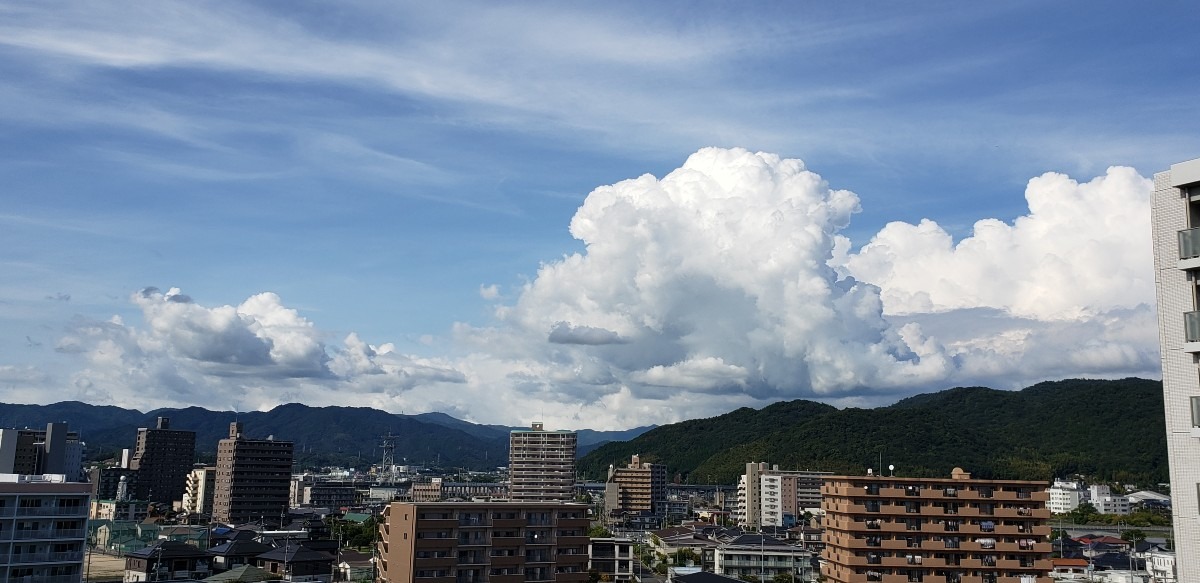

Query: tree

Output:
[1123, 529, 1147, 543]
[738, 575, 760, 583]
[588, 569, 601, 583]
[1069, 502, 1098, 525]
[772, 572, 795, 583]
[653, 563, 668, 576]
[588, 525, 613, 538]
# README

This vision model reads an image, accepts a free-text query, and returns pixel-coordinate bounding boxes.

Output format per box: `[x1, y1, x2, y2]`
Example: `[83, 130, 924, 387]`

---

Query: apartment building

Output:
[589, 538, 635, 583]
[0, 473, 91, 583]
[212, 422, 294, 526]
[0, 423, 85, 482]
[1045, 480, 1086, 514]
[821, 468, 1052, 583]
[375, 501, 590, 583]
[508, 423, 577, 502]
[736, 463, 831, 529]
[1151, 155, 1200, 580]
[604, 454, 666, 521]
[129, 417, 196, 504]
[712, 534, 813, 582]
[181, 466, 216, 516]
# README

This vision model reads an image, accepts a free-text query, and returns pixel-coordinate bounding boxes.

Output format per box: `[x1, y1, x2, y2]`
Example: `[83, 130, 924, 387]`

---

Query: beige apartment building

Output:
[821, 468, 1052, 583]
[604, 454, 666, 520]
[212, 422, 294, 526]
[376, 501, 590, 583]
[508, 423, 577, 502]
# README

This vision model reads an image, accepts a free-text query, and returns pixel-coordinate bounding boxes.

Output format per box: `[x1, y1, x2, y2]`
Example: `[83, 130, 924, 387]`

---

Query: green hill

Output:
[578, 378, 1167, 485]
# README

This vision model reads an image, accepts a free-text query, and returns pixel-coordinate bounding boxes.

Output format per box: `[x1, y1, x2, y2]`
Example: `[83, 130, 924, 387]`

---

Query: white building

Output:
[735, 463, 829, 529]
[1047, 479, 1087, 514]
[509, 422, 577, 502]
[712, 534, 813, 582]
[0, 473, 92, 583]
[1147, 549, 1177, 583]
[1151, 157, 1200, 581]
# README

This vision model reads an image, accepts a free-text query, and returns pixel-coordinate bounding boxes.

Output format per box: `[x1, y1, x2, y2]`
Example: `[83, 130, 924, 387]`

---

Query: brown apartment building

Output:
[376, 501, 590, 583]
[604, 454, 666, 521]
[821, 468, 1052, 583]
[130, 416, 196, 504]
[212, 422, 294, 526]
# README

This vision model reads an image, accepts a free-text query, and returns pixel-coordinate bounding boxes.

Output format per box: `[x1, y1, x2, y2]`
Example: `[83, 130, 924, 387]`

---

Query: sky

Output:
[1, 1, 1197, 429]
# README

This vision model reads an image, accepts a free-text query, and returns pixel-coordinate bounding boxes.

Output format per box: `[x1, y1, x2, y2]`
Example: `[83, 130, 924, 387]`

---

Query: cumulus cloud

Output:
[547, 322, 628, 345]
[844, 167, 1153, 320]
[23, 148, 1161, 428]
[49, 289, 469, 413]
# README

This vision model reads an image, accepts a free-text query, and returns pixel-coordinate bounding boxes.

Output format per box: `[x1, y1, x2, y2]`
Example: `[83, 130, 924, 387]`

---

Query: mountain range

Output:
[0, 377, 1167, 484]
[0, 401, 653, 470]
[578, 377, 1168, 485]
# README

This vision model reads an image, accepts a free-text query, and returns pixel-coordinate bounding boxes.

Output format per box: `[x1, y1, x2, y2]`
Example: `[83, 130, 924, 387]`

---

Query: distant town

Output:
[0, 410, 1179, 583]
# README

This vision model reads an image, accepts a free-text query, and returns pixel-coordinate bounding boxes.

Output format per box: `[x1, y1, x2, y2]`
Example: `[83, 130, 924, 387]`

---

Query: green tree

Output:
[1069, 502, 1098, 525]
[772, 572, 795, 583]
[1122, 529, 1147, 543]
[738, 575, 760, 583]
[653, 563, 668, 576]
[588, 525, 613, 538]
[588, 569, 601, 583]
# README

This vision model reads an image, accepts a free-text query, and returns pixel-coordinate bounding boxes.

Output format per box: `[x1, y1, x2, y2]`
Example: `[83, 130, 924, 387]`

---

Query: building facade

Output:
[736, 463, 830, 530]
[821, 468, 1052, 583]
[375, 501, 590, 583]
[1151, 156, 1200, 581]
[129, 416, 196, 505]
[508, 423, 577, 502]
[604, 454, 667, 521]
[0, 423, 85, 482]
[589, 538, 635, 583]
[181, 466, 216, 516]
[0, 474, 91, 583]
[212, 422, 294, 526]
[1045, 480, 1086, 514]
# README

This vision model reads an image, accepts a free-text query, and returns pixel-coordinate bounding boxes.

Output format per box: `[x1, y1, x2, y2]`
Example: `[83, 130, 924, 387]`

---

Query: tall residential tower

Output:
[1151, 156, 1200, 579]
[129, 416, 196, 504]
[212, 422, 294, 526]
[509, 423, 577, 502]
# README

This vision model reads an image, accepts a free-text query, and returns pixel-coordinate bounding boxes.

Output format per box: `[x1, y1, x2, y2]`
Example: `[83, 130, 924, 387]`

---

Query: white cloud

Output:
[844, 167, 1154, 320]
[20, 148, 1162, 429]
[479, 284, 500, 300]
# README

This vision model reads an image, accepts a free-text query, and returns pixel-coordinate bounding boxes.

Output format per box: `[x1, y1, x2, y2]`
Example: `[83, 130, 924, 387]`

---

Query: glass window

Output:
[1192, 396, 1200, 428]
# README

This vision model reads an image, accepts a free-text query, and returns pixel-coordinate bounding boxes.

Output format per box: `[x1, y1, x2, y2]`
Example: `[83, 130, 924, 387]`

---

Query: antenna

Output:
[379, 433, 399, 485]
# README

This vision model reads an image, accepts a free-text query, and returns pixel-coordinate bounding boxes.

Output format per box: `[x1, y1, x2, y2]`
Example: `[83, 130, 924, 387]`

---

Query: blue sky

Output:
[0, 1, 1196, 428]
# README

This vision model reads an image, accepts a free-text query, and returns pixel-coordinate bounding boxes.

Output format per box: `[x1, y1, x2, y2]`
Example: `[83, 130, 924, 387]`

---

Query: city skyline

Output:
[1, 2, 1197, 429]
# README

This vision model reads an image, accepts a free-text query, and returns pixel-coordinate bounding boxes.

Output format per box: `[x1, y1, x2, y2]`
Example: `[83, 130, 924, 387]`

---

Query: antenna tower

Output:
[379, 433, 399, 484]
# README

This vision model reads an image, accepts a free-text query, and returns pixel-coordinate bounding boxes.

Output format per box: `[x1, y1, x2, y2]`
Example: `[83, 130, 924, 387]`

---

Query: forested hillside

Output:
[578, 378, 1166, 485]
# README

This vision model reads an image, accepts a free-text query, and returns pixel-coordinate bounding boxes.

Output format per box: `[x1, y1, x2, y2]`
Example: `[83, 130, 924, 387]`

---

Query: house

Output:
[710, 533, 813, 582]
[204, 564, 275, 582]
[123, 540, 212, 582]
[1051, 557, 1088, 578]
[335, 549, 374, 583]
[206, 538, 273, 572]
[255, 543, 337, 582]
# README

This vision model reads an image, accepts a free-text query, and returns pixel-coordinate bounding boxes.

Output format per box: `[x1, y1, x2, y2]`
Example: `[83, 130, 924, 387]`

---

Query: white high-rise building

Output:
[1046, 479, 1087, 514]
[509, 422, 577, 502]
[1151, 156, 1200, 581]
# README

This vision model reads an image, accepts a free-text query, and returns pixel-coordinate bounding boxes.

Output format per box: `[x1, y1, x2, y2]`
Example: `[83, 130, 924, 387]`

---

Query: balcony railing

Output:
[1186, 312, 1200, 342]
[1180, 227, 1200, 260]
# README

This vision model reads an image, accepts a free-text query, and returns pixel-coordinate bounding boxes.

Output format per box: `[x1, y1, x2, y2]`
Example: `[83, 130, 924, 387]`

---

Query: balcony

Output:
[1180, 227, 1200, 269]
[1185, 312, 1200, 353]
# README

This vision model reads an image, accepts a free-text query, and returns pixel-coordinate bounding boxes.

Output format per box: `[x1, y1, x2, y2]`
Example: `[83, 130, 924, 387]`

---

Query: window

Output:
[1193, 396, 1200, 428]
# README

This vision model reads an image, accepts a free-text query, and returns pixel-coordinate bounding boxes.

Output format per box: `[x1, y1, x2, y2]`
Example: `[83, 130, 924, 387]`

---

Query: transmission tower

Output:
[379, 433, 400, 484]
